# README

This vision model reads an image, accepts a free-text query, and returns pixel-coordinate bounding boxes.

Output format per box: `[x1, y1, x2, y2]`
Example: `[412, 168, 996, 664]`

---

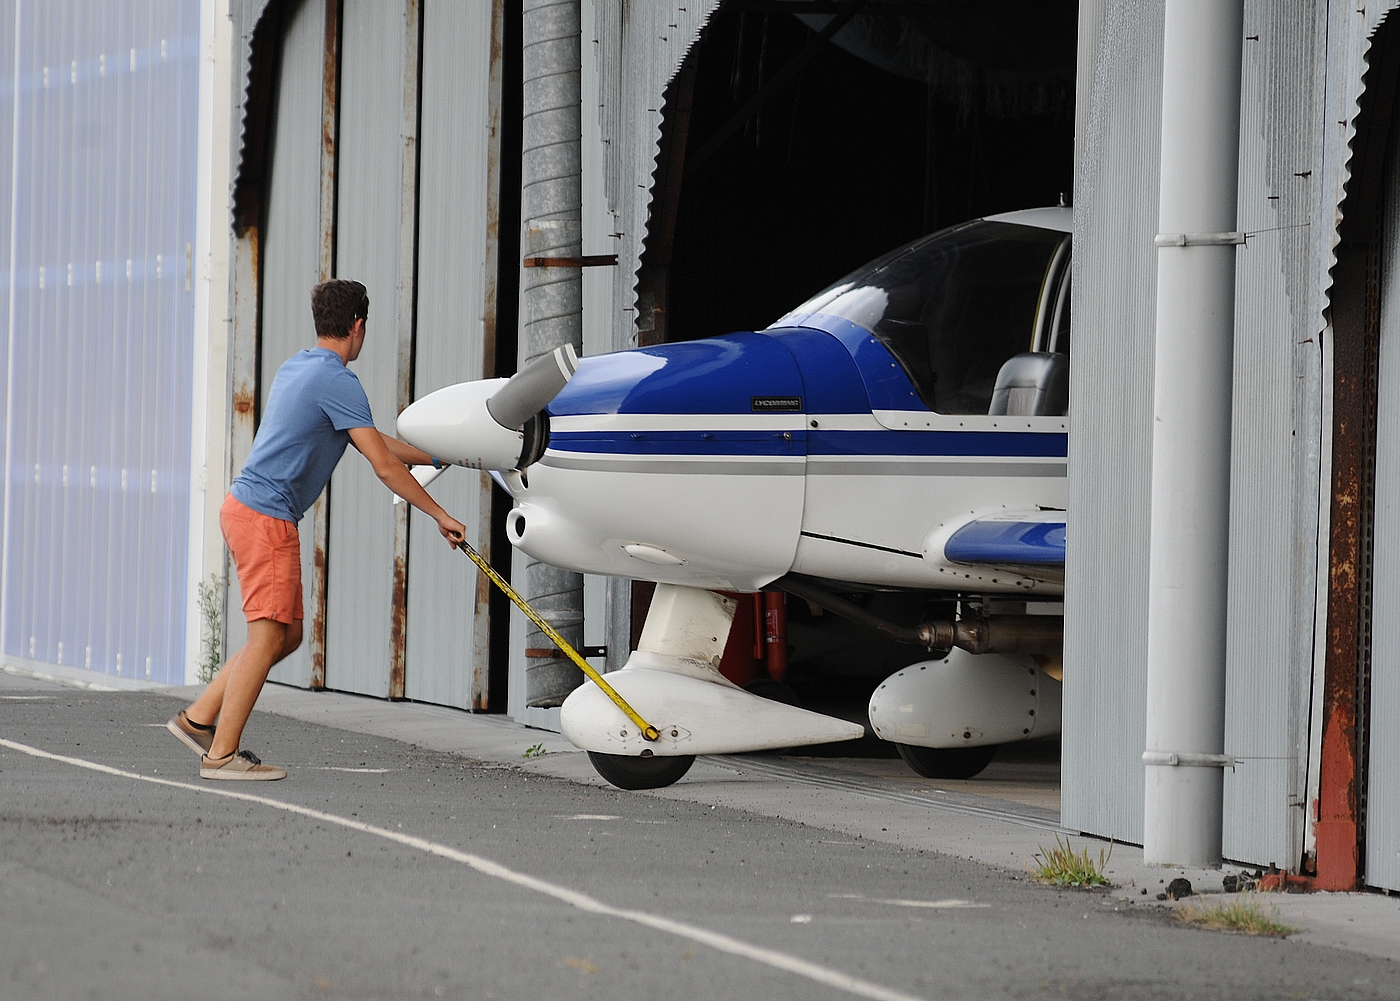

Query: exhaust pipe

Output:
[774, 574, 1062, 656]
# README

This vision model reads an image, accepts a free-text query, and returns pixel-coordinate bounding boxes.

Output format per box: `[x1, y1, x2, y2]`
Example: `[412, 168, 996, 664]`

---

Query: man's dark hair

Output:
[311, 279, 369, 339]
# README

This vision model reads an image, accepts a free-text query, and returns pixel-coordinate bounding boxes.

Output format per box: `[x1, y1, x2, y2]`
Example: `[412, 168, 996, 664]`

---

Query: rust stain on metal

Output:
[229, 225, 261, 481]
[318, 0, 341, 280]
[475, 551, 493, 617]
[389, 549, 408, 700]
[481, 0, 506, 380]
[311, 536, 328, 689]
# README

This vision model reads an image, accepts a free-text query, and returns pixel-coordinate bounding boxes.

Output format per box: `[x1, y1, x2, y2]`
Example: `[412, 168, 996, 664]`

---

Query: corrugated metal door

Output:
[1, 0, 199, 684]
[257, 0, 323, 689]
[1066, 0, 1325, 866]
[1219, 0, 1323, 872]
[403, 0, 497, 709]
[247, 0, 499, 705]
[322, 0, 405, 698]
[1061, 0, 1164, 845]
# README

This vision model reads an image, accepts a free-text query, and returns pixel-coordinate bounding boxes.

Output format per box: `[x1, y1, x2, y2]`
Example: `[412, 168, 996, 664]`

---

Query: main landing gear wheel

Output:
[895, 743, 997, 780]
[587, 751, 696, 790]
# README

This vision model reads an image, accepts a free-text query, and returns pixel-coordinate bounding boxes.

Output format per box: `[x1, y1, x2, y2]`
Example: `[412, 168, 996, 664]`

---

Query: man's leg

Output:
[205, 618, 289, 760]
[185, 618, 302, 728]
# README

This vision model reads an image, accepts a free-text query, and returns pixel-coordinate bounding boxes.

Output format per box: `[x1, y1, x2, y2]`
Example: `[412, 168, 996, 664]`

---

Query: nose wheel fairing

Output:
[561, 585, 864, 763]
[560, 651, 865, 756]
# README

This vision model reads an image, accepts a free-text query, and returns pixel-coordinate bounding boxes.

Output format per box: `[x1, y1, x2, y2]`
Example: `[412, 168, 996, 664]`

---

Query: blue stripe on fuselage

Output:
[809, 429, 1066, 458]
[548, 430, 805, 456]
[547, 427, 1067, 459]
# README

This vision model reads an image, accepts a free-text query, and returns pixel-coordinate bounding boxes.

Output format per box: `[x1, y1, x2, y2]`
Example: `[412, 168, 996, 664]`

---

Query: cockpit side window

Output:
[782, 221, 1067, 414]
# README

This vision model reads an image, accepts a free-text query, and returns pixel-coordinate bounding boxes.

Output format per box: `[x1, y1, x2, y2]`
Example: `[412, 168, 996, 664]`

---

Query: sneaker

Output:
[200, 749, 287, 781]
[166, 711, 216, 755]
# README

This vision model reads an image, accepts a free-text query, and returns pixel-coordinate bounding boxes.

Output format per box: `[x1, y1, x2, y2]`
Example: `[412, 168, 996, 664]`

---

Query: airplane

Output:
[398, 207, 1071, 790]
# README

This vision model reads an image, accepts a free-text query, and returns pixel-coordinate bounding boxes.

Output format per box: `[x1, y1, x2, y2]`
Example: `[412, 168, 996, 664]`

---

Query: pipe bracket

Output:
[1154, 231, 1246, 247]
[1142, 750, 1237, 769]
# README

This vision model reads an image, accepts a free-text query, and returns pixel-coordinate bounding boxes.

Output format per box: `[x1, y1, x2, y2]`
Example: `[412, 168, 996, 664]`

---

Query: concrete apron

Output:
[11, 660, 1400, 962]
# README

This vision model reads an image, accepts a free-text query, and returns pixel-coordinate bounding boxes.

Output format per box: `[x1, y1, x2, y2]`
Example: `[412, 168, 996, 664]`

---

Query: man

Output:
[166, 279, 465, 780]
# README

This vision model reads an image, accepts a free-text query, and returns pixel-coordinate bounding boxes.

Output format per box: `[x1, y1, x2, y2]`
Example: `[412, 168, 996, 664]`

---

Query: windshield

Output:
[776, 221, 1067, 414]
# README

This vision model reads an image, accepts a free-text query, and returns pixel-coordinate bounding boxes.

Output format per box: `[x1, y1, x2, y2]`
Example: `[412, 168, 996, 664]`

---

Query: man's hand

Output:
[436, 513, 467, 550]
[348, 426, 466, 550]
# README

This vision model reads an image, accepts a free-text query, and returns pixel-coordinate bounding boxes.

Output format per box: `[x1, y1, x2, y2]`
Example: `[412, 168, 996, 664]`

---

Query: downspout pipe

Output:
[1142, 0, 1245, 867]
[520, 0, 584, 707]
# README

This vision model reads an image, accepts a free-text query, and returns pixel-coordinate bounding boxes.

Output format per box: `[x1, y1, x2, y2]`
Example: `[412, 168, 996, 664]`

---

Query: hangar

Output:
[7, 0, 1400, 893]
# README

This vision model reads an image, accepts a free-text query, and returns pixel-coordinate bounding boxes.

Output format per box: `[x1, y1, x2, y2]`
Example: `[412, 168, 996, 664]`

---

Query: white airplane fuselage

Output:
[500, 319, 1067, 595]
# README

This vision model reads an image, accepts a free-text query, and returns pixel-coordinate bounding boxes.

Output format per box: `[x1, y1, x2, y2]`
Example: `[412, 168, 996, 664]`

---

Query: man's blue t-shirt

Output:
[230, 348, 376, 523]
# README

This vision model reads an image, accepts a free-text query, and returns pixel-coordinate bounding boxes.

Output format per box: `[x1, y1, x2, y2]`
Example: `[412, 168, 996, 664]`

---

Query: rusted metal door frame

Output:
[1317, 244, 1378, 891]
[308, 0, 343, 690]
[389, 0, 424, 699]
[1311, 22, 1400, 890]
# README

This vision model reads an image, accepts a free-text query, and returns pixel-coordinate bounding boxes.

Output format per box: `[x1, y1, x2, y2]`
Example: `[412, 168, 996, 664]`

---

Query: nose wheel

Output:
[586, 751, 696, 790]
[894, 742, 997, 780]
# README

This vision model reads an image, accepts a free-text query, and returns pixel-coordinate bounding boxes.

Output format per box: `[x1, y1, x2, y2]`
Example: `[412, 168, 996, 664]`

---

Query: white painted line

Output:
[831, 894, 989, 910]
[0, 695, 54, 700]
[313, 767, 392, 773]
[557, 813, 620, 821]
[1, 737, 929, 1001]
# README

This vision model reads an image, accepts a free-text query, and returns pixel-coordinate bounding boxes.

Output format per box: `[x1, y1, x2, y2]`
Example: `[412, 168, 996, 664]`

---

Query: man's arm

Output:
[348, 426, 465, 547]
[377, 430, 435, 467]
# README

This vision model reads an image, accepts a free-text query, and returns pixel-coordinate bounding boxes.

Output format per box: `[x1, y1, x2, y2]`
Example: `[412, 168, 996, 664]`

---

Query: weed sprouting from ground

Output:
[196, 574, 225, 684]
[522, 743, 547, 759]
[1174, 894, 1295, 936]
[1028, 835, 1113, 887]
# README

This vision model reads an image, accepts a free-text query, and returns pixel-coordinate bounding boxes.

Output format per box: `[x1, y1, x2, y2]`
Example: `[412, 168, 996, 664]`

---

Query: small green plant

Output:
[1028, 835, 1113, 887]
[522, 742, 547, 759]
[196, 574, 225, 684]
[1174, 893, 1295, 936]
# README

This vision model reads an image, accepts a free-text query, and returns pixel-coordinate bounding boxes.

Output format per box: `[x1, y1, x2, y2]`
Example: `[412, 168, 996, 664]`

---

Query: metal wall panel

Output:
[1220, 0, 1325, 870]
[257, 0, 322, 688]
[0, 2, 15, 660]
[1, 0, 199, 684]
[403, 0, 495, 709]
[588, 0, 720, 351]
[1061, 0, 1164, 844]
[323, 0, 404, 698]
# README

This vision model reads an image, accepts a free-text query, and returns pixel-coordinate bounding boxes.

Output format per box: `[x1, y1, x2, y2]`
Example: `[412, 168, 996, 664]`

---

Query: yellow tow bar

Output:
[456, 541, 660, 742]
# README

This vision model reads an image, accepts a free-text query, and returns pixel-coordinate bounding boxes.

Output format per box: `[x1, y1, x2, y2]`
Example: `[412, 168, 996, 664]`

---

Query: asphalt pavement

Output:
[1, 671, 1396, 1001]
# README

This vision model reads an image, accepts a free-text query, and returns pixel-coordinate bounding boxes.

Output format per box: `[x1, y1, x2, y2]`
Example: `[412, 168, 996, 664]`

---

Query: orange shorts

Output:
[221, 494, 304, 625]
